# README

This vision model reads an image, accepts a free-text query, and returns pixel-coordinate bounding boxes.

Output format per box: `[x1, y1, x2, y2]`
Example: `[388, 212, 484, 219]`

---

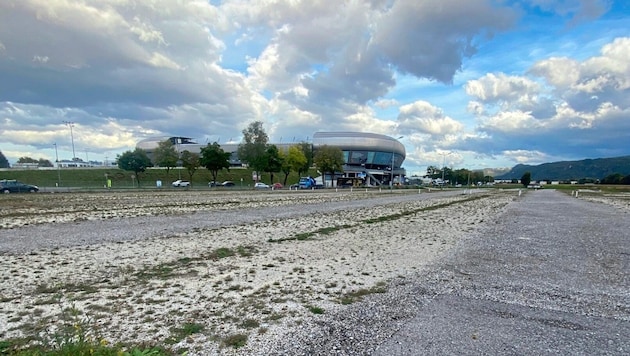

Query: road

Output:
[373, 189, 629, 355]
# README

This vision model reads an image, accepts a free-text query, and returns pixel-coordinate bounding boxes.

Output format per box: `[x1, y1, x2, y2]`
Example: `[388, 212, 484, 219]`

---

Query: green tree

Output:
[261, 145, 283, 183]
[426, 165, 440, 179]
[521, 171, 532, 187]
[152, 139, 179, 178]
[117, 148, 153, 185]
[16, 157, 53, 167]
[200, 142, 231, 184]
[297, 142, 313, 177]
[38, 158, 54, 167]
[237, 121, 269, 177]
[17, 156, 38, 164]
[601, 173, 624, 184]
[0, 150, 9, 168]
[313, 145, 344, 188]
[280, 145, 308, 185]
[180, 150, 200, 184]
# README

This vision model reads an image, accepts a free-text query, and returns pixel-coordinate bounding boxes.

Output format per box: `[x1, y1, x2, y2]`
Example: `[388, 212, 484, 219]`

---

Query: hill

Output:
[495, 156, 630, 181]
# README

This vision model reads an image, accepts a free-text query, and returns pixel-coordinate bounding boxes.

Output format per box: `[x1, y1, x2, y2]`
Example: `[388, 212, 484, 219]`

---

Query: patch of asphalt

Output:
[263, 189, 629, 355]
[0, 190, 463, 254]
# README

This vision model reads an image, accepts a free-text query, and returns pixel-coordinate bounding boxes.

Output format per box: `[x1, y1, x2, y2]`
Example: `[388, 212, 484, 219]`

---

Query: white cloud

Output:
[374, 99, 399, 109]
[529, 57, 581, 88]
[397, 101, 464, 137]
[479, 110, 542, 133]
[465, 73, 541, 107]
[502, 149, 549, 164]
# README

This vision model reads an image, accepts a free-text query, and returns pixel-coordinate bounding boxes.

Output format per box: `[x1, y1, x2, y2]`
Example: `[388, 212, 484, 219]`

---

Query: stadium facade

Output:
[136, 132, 406, 187]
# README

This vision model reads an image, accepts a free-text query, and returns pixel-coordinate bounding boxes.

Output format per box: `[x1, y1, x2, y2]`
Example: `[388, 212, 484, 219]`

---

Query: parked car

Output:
[221, 181, 235, 187]
[208, 181, 218, 187]
[0, 179, 39, 193]
[272, 182, 283, 189]
[254, 182, 270, 189]
[172, 179, 190, 187]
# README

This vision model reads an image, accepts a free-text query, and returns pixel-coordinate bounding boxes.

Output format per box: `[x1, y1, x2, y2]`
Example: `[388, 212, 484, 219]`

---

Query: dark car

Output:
[0, 179, 39, 193]
[221, 181, 235, 187]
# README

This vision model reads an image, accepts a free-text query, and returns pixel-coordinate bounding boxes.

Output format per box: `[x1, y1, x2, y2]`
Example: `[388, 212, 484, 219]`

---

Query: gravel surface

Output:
[1, 188, 627, 355]
[0, 190, 462, 254]
[261, 189, 629, 355]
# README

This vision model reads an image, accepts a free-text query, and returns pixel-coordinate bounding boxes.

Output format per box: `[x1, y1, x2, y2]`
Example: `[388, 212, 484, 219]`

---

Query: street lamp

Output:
[63, 121, 76, 160]
[53, 143, 61, 187]
[441, 152, 451, 190]
[390, 136, 403, 190]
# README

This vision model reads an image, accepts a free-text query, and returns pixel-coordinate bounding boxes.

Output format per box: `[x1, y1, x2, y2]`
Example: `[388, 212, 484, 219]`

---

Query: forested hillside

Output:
[495, 156, 630, 181]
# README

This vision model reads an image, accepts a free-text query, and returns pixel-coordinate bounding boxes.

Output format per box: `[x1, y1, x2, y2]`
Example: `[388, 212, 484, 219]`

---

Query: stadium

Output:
[137, 132, 406, 187]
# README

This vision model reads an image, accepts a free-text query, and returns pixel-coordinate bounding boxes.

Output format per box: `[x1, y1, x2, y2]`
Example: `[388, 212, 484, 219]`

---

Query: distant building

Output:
[137, 132, 406, 187]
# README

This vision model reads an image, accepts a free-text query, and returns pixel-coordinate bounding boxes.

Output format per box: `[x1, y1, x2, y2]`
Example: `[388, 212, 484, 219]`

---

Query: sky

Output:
[1, 0, 629, 176]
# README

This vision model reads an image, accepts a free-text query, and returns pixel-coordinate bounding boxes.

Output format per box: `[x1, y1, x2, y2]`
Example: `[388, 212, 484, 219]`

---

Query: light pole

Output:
[441, 152, 450, 190]
[53, 143, 61, 187]
[63, 121, 76, 160]
[390, 136, 403, 190]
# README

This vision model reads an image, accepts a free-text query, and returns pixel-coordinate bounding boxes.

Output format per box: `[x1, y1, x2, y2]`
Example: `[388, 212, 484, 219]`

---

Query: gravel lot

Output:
[1, 188, 628, 355]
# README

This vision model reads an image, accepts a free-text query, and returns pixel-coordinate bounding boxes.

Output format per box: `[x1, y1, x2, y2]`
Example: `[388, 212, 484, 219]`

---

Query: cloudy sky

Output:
[1, 0, 628, 175]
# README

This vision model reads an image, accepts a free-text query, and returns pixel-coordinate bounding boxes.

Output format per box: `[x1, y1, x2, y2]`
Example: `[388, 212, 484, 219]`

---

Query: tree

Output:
[16, 157, 52, 167]
[152, 139, 179, 178]
[521, 171, 532, 187]
[117, 148, 153, 185]
[200, 142, 231, 184]
[281, 145, 308, 185]
[261, 145, 283, 183]
[313, 145, 344, 187]
[180, 150, 200, 183]
[17, 157, 38, 164]
[38, 158, 54, 167]
[426, 166, 439, 178]
[296, 142, 313, 177]
[237, 121, 269, 176]
[0, 151, 9, 168]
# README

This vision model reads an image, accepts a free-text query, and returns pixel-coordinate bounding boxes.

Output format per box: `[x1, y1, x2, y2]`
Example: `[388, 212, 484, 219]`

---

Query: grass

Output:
[221, 334, 248, 349]
[269, 195, 487, 243]
[339, 282, 388, 305]
[0, 167, 318, 189]
[306, 305, 325, 314]
[165, 323, 205, 345]
[0, 306, 172, 356]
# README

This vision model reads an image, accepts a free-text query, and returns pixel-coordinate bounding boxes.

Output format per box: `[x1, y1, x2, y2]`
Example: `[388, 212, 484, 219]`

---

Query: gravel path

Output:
[263, 189, 630, 355]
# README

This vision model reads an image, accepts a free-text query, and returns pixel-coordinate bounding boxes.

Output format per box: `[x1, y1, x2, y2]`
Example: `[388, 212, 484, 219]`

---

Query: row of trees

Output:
[0, 151, 54, 168]
[426, 165, 493, 185]
[599, 173, 630, 184]
[117, 121, 346, 186]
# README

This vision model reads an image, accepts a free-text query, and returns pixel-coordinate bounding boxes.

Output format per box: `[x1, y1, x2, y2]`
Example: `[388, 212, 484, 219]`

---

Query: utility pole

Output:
[63, 121, 76, 160]
[53, 143, 61, 187]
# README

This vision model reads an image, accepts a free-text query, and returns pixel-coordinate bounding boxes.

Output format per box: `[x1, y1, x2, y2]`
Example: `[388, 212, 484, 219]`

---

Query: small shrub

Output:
[307, 305, 324, 314]
[240, 319, 260, 329]
[211, 247, 234, 259]
[222, 333, 248, 349]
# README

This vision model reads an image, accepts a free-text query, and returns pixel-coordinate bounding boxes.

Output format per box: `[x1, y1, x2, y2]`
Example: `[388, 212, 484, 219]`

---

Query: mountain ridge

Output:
[495, 155, 630, 181]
